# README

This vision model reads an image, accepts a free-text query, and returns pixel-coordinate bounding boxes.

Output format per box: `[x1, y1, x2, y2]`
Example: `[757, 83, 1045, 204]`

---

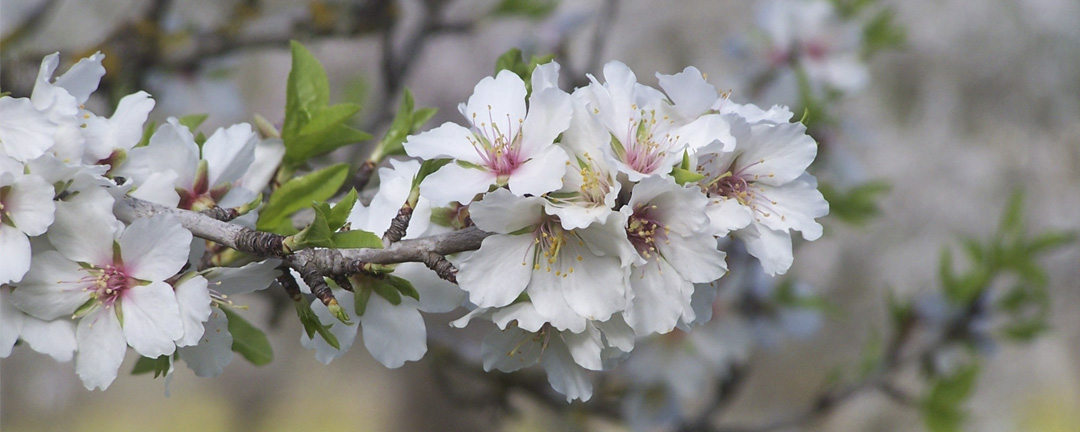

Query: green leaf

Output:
[283, 41, 330, 138]
[921, 363, 979, 432]
[495, 48, 528, 77]
[293, 300, 341, 350]
[819, 180, 891, 225]
[491, 0, 559, 18]
[222, 308, 273, 366]
[330, 229, 383, 249]
[328, 188, 358, 231]
[131, 355, 171, 378]
[258, 163, 350, 234]
[387, 275, 420, 301]
[1026, 231, 1077, 254]
[290, 204, 336, 249]
[371, 279, 402, 305]
[178, 113, 209, 132]
[862, 8, 906, 58]
[671, 167, 705, 185]
[411, 107, 438, 131]
[354, 282, 372, 316]
[374, 89, 417, 160]
[999, 190, 1025, 237]
[412, 159, 453, 190]
[136, 120, 157, 148]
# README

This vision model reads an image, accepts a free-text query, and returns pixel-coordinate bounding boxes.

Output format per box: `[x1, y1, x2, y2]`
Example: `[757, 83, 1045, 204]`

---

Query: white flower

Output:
[300, 285, 428, 368]
[12, 208, 193, 390]
[126, 118, 258, 209]
[1, 285, 77, 362]
[0, 97, 57, 162]
[695, 108, 828, 275]
[755, 0, 869, 94]
[81, 91, 155, 166]
[621, 176, 728, 335]
[581, 61, 733, 181]
[457, 189, 637, 332]
[29, 52, 107, 163]
[405, 63, 572, 206]
[0, 167, 56, 284]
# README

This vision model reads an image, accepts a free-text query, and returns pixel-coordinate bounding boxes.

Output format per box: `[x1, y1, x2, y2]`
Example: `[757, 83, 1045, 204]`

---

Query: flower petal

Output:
[394, 262, 465, 313]
[7, 174, 56, 236]
[457, 234, 534, 308]
[47, 200, 118, 265]
[507, 144, 569, 197]
[736, 121, 817, 186]
[0, 225, 32, 284]
[173, 275, 212, 347]
[300, 289, 358, 364]
[12, 250, 94, 320]
[403, 122, 486, 164]
[202, 123, 258, 187]
[519, 86, 572, 157]
[361, 295, 426, 368]
[738, 224, 794, 276]
[76, 308, 127, 390]
[418, 162, 495, 207]
[562, 325, 604, 371]
[753, 174, 828, 240]
[121, 281, 184, 358]
[178, 309, 233, 377]
[19, 314, 77, 362]
[626, 260, 692, 335]
[482, 325, 543, 373]
[0, 288, 25, 357]
[203, 260, 281, 296]
[541, 337, 594, 402]
[145, 119, 200, 190]
[0, 97, 55, 162]
[657, 66, 717, 119]
[52, 52, 105, 104]
[463, 70, 527, 141]
[657, 233, 727, 283]
[121, 214, 192, 281]
[468, 188, 544, 233]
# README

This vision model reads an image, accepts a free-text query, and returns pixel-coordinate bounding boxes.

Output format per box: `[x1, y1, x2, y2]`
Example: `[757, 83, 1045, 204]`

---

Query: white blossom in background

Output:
[581, 61, 733, 181]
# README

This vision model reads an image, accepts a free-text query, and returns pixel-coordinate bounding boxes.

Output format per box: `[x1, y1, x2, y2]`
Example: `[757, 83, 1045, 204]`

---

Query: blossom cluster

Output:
[402, 60, 828, 400]
[0, 53, 281, 390]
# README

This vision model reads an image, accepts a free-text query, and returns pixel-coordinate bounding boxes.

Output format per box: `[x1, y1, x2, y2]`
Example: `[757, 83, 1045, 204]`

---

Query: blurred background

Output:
[2, 0, 1078, 431]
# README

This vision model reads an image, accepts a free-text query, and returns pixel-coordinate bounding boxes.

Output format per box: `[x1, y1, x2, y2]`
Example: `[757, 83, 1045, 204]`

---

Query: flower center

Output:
[546, 152, 612, 209]
[524, 218, 582, 277]
[614, 107, 680, 175]
[627, 203, 669, 260]
[469, 106, 526, 179]
[701, 157, 783, 222]
[84, 264, 137, 307]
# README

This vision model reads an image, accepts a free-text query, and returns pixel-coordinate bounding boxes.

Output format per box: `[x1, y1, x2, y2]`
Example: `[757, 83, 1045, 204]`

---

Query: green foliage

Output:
[281, 41, 371, 168]
[491, 0, 559, 18]
[862, 9, 906, 58]
[349, 274, 420, 314]
[288, 191, 383, 250]
[257, 163, 350, 235]
[494, 48, 556, 95]
[221, 308, 273, 366]
[819, 180, 891, 226]
[370, 88, 438, 162]
[131, 355, 171, 378]
[672, 150, 706, 185]
[293, 298, 342, 350]
[921, 363, 980, 432]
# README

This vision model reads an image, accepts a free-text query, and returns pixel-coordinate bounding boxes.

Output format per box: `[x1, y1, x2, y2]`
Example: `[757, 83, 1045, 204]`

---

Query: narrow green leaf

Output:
[411, 107, 438, 131]
[387, 275, 420, 301]
[921, 363, 980, 432]
[293, 300, 341, 350]
[491, 0, 559, 18]
[222, 308, 273, 366]
[412, 159, 453, 189]
[671, 167, 705, 185]
[328, 188, 359, 231]
[131, 355, 170, 378]
[283, 41, 330, 138]
[178, 113, 209, 132]
[258, 163, 350, 234]
[371, 279, 402, 305]
[1026, 231, 1077, 254]
[290, 205, 336, 249]
[354, 283, 372, 316]
[330, 229, 383, 249]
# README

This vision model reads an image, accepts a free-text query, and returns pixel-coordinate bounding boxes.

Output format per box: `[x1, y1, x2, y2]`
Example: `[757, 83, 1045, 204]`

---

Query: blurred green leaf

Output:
[819, 180, 891, 225]
[862, 9, 906, 58]
[131, 355, 171, 378]
[222, 308, 273, 366]
[921, 363, 980, 432]
[491, 0, 559, 19]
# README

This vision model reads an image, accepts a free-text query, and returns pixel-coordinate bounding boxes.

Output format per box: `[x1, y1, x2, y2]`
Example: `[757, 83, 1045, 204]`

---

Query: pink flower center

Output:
[615, 109, 680, 176]
[84, 264, 137, 308]
[469, 107, 526, 179]
[627, 203, 669, 260]
[522, 217, 583, 278]
[701, 157, 784, 222]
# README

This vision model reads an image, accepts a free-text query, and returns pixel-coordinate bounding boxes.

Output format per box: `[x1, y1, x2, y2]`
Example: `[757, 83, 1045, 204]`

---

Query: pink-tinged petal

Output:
[361, 295, 426, 368]
[75, 308, 126, 390]
[146, 119, 200, 189]
[626, 259, 691, 335]
[507, 145, 569, 198]
[753, 175, 828, 240]
[467, 188, 544, 233]
[706, 198, 754, 237]
[0, 97, 55, 162]
[657, 233, 727, 283]
[562, 325, 604, 371]
[121, 214, 191, 281]
[202, 123, 258, 187]
[178, 309, 233, 377]
[394, 262, 464, 313]
[657, 66, 718, 119]
[482, 326, 543, 373]
[19, 314, 77, 362]
[300, 289, 358, 365]
[52, 52, 105, 104]
[403, 122, 486, 164]
[738, 224, 794, 276]
[519, 86, 572, 157]
[491, 301, 548, 332]
[0, 225, 32, 284]
[736, 122, 817, 186]
[463, 70, 527, 140]
[173, 275, 212, 347]
[417, 163, 495, 207]
[0, 288, 24, 357]
[541, 337, 594, 402]
[13, 250, 94, 320]
[121, 281, 183, 357]
[7, 173, 56, 236]
[528, 270, 588, 333]
[203, 259, 281, 296]
[457, 234, 534, 308]
[48, 200, 118, 265]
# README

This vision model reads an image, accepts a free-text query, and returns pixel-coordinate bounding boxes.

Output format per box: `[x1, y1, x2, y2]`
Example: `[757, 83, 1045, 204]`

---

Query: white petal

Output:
[736, 121, 817, 186]
[19, 314, 77, 362]
[238, 137, 285, 193]
[507, 144, 569, 197]
[300, 289, 358, 364]
[0, 288, 25, 357]
[121, 281, 184, 358]
[394, 262, 464, 313]
[457, 234, 534, 308]
[127, 170, 181, 208]
[657, 233, 727, 283]
[530, 61, 562, 94]
[548, 241, 626, 324]
[468, 188, 544, 233]
[417, 163, 495, 207]
[738, 224, 794, 276]
[48, 200, 118, 265]
[657, 66, 717, 119]
[541, 337, 594, 402]
[595, 314, 635, 353]
[0, 97, 55, 161]
[121, 214, 192, 281]
[491, 301, 548, 332]
[403, 122, 487, 164]
[12, 250, 93, 320]
[519, 86, 572, 157]
[705, 199, 754, 236]
[173, 275, 212, 347]
[463, 70, 527, 141]
[626, 260, 692, 335]
[178, 309, 234, 377]
[482, 326, 543, 372]
[203, 259, 281, 296]
[202, 123, 258, 187]
[0, 225, 32, 284]
[83, 92, 155, 160]
[675, 113, 734, 152]
[361, 295, 426, 368]
[753, 175, 828, 240]
[146, 119, 200, 190]
[7, 174, 56, 236]
[628, 176, 710, 235]
[53, 52, 105, 104]
[562, 325, 604, 370]
[76, 308, 127, 391]
[527, 269, 588, 333]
